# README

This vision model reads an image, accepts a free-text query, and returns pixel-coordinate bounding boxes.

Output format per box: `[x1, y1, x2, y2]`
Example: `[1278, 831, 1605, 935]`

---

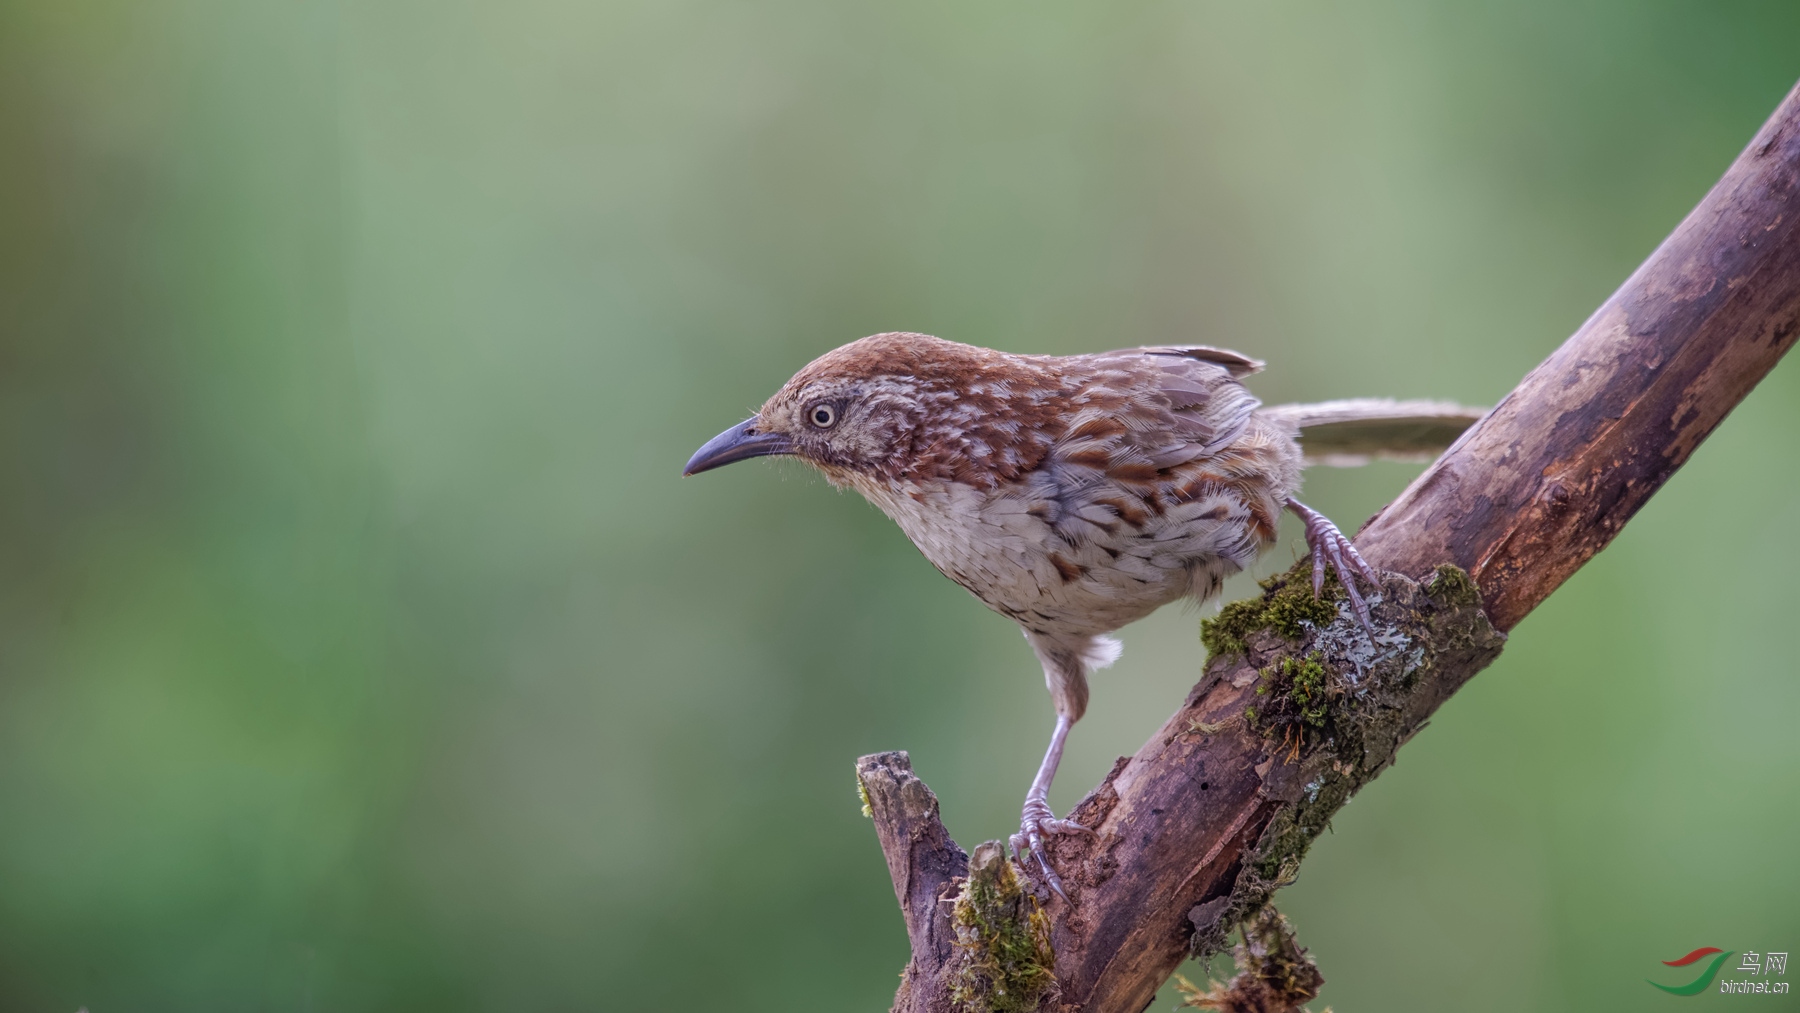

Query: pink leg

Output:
[1009, 714, 1094, 901]
[1285, 496, 1381, 639]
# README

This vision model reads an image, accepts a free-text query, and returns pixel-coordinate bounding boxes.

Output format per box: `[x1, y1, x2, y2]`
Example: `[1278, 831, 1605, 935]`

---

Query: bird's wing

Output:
[1258, 398, 1487, 466]
[1011, 347, 1274, 553]
[1136, 345, 1265, 378]
[1053, 345, 1263, 473]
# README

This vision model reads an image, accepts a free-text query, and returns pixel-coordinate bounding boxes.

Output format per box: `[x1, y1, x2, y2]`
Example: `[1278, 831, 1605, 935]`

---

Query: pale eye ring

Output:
[809, 403, 838, 428]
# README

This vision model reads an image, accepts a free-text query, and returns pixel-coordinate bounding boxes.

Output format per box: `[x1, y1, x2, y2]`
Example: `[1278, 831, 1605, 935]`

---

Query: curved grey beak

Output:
[683, 416, 795, 476]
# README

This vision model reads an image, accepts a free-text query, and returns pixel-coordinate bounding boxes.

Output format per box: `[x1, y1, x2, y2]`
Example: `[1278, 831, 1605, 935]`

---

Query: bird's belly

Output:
[861, 478, 1251, 637]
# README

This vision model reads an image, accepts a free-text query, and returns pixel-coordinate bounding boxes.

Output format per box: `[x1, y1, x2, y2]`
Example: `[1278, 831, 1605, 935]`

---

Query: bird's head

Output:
[683, 332, 1059, 489]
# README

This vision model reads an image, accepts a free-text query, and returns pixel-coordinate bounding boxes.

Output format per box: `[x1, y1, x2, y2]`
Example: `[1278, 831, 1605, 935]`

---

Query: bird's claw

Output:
[1287, 497, 1381, 640]
[1010, 795, 1092, 902]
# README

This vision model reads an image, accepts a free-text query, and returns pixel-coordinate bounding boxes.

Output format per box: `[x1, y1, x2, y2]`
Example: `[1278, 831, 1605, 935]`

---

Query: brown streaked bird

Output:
[684, 332, 1482, 896]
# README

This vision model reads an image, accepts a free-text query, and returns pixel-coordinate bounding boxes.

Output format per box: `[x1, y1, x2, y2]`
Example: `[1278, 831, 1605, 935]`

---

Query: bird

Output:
[684, 332, 1482, 897]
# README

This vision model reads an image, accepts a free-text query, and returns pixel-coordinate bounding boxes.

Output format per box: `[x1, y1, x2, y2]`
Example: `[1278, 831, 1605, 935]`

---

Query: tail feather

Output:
[1260, 398, 1486, 467]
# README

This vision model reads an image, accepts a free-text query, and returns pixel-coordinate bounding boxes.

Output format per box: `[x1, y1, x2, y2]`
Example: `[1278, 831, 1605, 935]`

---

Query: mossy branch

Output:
[864, 563, 1500, 1012]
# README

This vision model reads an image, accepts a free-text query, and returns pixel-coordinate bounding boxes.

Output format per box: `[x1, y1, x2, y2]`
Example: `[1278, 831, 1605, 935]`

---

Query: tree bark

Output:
[860, 78, 1800, 1013]
[1356, 81, 1800, 630]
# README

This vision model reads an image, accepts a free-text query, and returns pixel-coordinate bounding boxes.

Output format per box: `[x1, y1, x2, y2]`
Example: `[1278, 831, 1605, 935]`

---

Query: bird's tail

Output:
[1259, 398, 1487, 467]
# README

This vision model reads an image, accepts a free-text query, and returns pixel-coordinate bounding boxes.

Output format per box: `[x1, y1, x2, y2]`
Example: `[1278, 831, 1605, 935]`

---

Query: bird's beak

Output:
[683, 416, 795, 476]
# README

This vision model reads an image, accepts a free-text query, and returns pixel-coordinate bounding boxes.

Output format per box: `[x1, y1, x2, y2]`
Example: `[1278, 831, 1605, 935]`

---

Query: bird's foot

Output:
[1009, 793, 1093, 902]
[1286, 497, 1381, 640]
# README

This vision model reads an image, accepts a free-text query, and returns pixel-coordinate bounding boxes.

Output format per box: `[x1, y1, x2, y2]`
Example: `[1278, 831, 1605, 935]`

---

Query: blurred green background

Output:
[2, 1, 1797, 1010]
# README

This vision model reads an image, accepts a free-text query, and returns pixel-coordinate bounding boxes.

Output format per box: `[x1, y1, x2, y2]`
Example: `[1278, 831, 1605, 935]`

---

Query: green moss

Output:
[1283, 654, 1329, 727]
[1243, 651, 1332, 741]
[949, 842, 1056, 1013]
[1200, 564, 1340, 657]
[856, 774, 873, 819]
[1426, 562, 1482, 609]
[1251, 770, 1353, 882]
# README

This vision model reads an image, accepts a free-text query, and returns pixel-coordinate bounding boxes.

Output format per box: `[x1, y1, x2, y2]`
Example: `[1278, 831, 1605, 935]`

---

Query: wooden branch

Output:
[1358, 79, 1800, 629]
[856, 751, 968, 1012]
[860, 78, 1800, 1013]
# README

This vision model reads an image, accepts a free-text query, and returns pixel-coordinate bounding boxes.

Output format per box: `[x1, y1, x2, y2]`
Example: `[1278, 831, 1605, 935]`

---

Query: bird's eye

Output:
[809, 404, 838, 428]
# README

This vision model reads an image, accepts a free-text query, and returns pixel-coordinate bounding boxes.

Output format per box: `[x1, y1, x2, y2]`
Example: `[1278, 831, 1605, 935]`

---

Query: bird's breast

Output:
[852, 472, 1269, 636]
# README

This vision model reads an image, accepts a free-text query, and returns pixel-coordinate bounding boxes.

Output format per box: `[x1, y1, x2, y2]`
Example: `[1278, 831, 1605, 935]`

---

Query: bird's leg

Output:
[1285, 496, 1381, 638]
[1009, 713, 1094, 901]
